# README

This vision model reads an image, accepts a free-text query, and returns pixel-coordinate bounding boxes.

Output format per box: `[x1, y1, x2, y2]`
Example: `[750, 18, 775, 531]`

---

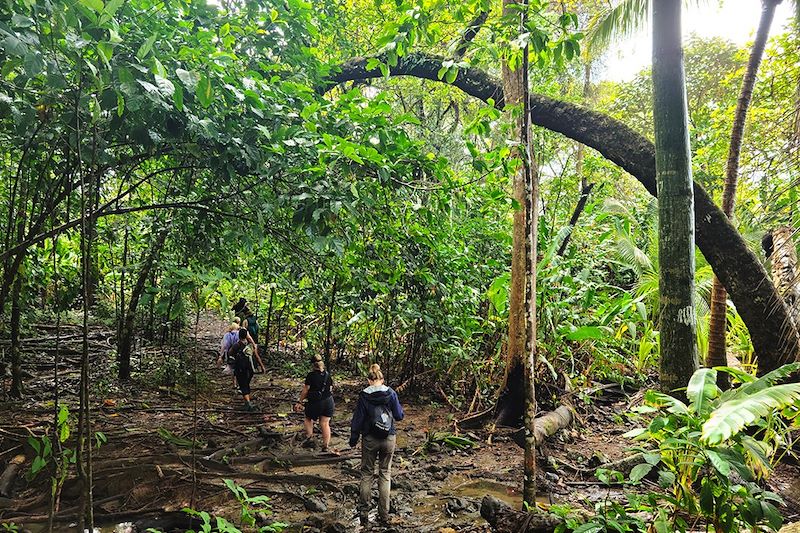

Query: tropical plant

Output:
[623, 363, 800, 531]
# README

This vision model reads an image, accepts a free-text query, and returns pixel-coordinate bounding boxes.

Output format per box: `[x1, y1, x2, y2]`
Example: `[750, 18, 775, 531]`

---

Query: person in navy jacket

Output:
[349, 364, 404, 527]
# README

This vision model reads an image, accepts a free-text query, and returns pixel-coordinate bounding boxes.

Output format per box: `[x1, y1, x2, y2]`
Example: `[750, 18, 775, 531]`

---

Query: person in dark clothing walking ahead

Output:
[349, 364, 404, 527]
[294, 355, 336, 452]
[227, 328, 264, 411]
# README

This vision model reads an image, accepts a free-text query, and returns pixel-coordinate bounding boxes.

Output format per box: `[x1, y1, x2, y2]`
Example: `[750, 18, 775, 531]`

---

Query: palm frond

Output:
[721, 362, 800, 403]
[586, 0, 651, 55]
[701, 383, 800, 445]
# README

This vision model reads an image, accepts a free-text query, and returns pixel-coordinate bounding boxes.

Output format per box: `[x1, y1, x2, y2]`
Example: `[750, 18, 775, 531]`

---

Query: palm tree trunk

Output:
[652, 0, 699, 393]
[707, 0, 781, 385]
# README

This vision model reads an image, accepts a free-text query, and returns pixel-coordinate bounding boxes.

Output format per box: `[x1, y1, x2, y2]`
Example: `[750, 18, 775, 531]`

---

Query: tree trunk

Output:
[9, 268, 23, 398]
[707, 0, 781, 386]
[769, 227, 800, 328]
[652, 0, 699, 393]
[557, 183, 595, 257]
[500, 0, 537, 505]
[326, 53, 800, 374]
[264, 286, 274, 361]
[324, 277, 337, 370]
[117, 228, 168, 380]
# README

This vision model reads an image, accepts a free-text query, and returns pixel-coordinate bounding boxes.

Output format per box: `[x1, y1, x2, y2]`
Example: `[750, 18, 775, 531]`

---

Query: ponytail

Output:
[368, 363, 383, 381]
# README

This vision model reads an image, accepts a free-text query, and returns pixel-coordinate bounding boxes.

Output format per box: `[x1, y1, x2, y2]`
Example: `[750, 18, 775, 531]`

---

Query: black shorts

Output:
[235, 369, 254, 396]
[305, 395, 334, 420]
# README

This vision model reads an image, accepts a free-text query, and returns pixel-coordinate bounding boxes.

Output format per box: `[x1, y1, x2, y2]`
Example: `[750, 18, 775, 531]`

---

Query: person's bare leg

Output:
[304, 417, 314, 439]
[320, 416, 332, 449]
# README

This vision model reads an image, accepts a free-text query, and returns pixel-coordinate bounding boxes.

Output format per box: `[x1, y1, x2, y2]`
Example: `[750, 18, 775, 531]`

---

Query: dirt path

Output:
[2, 316, 799, 532]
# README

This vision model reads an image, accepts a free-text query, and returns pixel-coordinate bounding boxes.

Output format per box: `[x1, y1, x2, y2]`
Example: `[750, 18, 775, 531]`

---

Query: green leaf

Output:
[644, 390, 689, 415]
[629, 463, 652, 483]
[705, 449, 730, 476]
[687, 367, 719, 414]
[136, 34, 157, 60]
[445, 67, 457, 84]
[80, 0, 104, 12]
[565, 326, 607, 341]
[196, 75, 213, 108]
[173, 83, 183, 111]
[154, 75, 175, 97]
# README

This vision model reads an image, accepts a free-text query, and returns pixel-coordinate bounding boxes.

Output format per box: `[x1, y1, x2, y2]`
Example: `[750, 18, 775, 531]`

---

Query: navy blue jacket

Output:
[349, 384, 404, 447]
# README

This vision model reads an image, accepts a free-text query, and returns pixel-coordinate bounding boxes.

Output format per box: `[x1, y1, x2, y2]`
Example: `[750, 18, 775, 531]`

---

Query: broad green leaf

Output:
[173, 83, 183, 111]
[629, 463, 652, 483]
[644, 390, 689, 415]
[80, 0, 104, 12]
[196, 75, 213, 108]
[23, 52, 44, 76]
[136, 34, 157, 60]
[687, 367, 719, 414]
[154, 75, 175, 97]
[705, 449, 730, 476]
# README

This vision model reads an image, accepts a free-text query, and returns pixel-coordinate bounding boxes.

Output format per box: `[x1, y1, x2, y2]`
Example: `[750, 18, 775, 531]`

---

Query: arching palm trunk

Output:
[652, 0, 699, 393]
[707, 0, 782, 385]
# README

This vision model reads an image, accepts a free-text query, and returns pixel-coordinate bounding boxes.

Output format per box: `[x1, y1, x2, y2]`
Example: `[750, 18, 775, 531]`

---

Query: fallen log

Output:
[480, 495, 562, 532]
[510, 406, 574, 448]
[0, 455, 25, 497]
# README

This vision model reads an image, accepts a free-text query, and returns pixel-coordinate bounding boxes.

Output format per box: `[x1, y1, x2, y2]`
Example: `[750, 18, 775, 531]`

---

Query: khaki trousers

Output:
[358, 434, 396, 520]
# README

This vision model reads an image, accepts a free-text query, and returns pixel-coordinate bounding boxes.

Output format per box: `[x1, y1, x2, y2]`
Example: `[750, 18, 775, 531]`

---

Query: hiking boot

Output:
[301, 437, 316, 449]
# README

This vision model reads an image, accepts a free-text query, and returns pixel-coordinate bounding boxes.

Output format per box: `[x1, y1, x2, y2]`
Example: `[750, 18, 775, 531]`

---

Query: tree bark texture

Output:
[323, 51, 800, 374]
[770, 227, 800, 329]
[652, 0, 699, 392]
[707, 0, 781, 383]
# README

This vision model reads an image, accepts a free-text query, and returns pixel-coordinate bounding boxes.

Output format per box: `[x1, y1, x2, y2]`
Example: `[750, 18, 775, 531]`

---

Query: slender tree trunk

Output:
[118, 227, 168, 380]
[652, 0, 699, 393]
[499, 0, 537, 505]
[324, 277, 337, 370]
[495, 0, 529, 428]
[9, 268, 23, 398]
[707, 0, 781, 385]
[264, 286, 274, 361]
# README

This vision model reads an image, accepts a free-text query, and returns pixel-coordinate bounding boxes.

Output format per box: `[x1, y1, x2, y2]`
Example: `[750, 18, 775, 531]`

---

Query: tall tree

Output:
[652, 0, 699, 392]
[500, 0, 537, 505]
[706, 0, 783, 386]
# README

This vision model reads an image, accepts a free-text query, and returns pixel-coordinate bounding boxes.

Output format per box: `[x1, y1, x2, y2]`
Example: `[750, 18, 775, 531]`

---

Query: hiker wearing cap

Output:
[217, 320, 261, 388]
[293, 355, 336, 453]
[349, 363, 404, 527]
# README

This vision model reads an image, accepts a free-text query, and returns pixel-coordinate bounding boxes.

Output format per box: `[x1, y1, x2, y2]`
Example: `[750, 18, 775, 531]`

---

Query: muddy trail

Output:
[1, 316, 799, 532]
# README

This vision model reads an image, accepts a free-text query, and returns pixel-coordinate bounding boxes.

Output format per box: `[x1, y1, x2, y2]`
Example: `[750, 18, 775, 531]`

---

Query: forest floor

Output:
[1, 314, 800, 532]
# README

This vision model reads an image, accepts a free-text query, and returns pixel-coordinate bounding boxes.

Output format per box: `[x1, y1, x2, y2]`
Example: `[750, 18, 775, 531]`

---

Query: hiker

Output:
[348, 364, 404, 527]
[227, 328, 266, 411]
[293, 355, 336, 453]
[217, 321, 240, 387]
[217, 320, 259, 388]
[233, 298, 260, 347]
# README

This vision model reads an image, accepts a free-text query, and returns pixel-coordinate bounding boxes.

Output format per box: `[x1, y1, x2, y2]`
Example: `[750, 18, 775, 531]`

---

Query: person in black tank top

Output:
[294, 355, 336, 453]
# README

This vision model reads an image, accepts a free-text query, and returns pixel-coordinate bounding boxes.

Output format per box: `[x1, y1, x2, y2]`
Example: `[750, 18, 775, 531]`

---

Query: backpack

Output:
[307, 371, 329, 403]
[242, 315, 259, 345]
[228, 342, 253, 374]
[366, 400, 394, 439]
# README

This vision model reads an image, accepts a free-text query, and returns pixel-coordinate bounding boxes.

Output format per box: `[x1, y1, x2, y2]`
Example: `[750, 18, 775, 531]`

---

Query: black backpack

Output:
[307, 371, 329, 403]
[228, 343, 252, 374]
[366, 400, 393, 438]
